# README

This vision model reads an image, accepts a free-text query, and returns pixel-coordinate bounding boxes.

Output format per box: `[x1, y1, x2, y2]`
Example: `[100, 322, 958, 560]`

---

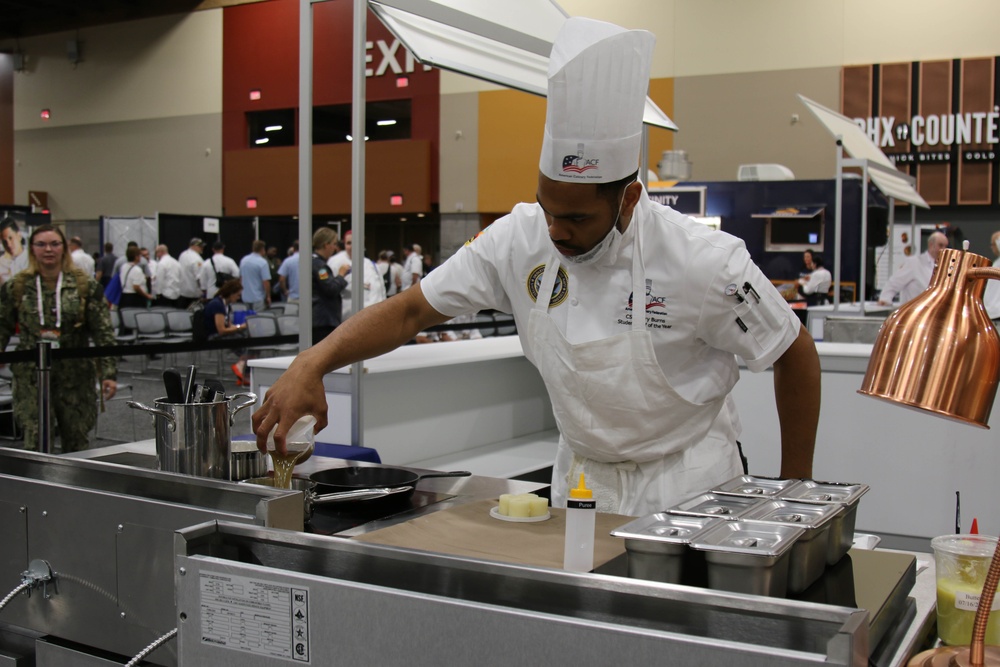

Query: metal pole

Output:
[833, 138, 843, 312]
[639, 125, 649, 187]
[885, 198, 895, 290]
[859, 162, 869, 317]
[350, 0, 367, 448]
[298, 0, 315, 350]
[36, 341, 52, 454]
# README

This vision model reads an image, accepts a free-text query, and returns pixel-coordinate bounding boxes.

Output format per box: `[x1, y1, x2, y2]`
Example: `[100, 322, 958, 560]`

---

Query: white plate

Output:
[490, 506, 551, 523]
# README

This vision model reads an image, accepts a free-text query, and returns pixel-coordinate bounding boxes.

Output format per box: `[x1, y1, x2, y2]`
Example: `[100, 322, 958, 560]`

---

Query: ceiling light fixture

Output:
[254, 138, 269, 145]
[377, 119, 397, 126]
[264, 125, 283, 132]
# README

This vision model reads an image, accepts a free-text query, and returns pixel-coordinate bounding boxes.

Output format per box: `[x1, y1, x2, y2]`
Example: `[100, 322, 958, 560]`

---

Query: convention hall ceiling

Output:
[0, 0, 266, 40]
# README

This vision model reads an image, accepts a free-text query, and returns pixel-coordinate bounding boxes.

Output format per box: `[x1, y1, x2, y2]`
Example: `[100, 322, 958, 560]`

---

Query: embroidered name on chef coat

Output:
[618, 279, 672, 329]
[526, 264, 570, 307]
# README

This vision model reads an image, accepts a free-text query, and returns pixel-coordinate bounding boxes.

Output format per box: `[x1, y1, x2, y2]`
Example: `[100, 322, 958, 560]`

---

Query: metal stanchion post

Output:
[36, 341, 52, 454]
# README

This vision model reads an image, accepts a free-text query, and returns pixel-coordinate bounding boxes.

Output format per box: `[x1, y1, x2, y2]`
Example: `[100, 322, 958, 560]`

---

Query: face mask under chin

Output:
[555, 182, 632, 267]
[558, 225, 621, 266]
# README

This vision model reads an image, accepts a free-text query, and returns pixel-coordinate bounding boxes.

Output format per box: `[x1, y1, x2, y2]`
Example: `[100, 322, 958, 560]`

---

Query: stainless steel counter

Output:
[0, 443, 937, 666]
[65, 439, 548, 537]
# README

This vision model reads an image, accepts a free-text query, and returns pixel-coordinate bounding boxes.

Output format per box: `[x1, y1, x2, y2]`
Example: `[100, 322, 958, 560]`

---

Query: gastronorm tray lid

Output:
[610, 513, 724, 544]
[690, 520, 805, 558]
[668, 492, 763, 520]
[780, 480, 869, 505]
[712, 475, 803, 498]
[740, 499, 843, 529]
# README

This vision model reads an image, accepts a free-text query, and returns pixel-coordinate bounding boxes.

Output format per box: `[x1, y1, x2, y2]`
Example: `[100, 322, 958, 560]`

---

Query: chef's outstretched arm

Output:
[253, 284, 449, 454]
[770, 324, 820, 479]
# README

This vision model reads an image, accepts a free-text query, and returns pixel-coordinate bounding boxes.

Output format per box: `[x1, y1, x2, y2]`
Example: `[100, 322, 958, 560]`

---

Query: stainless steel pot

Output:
[128, 393, 257, 479]
[230, 439, 268, 481]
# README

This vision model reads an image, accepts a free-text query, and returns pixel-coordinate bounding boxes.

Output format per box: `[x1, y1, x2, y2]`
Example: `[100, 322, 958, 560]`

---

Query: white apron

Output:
[524, 214, 742, 516]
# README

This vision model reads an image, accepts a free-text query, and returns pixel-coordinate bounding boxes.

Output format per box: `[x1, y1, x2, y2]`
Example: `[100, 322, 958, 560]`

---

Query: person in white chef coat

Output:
[327, 230, 385, 320]
[253, 17, 820, 516]
[877, 231, 949, 306]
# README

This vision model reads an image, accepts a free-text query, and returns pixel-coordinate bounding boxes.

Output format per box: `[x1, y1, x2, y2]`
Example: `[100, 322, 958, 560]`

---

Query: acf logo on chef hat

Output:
[539, 17, 655, 184]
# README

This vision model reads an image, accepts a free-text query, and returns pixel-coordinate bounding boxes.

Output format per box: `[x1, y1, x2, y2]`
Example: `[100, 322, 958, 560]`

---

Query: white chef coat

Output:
[154, 253, 182, 300]
[879, 251, 935, 305]
[71, 248, 95, 276]
[328, 250, 386, 319]
[422, 188, 801, 514]
[401, 253, 423, 291]
[178, 248, 205, 299]
[799, 267, 832, 296]
[198, 253, 240, 299]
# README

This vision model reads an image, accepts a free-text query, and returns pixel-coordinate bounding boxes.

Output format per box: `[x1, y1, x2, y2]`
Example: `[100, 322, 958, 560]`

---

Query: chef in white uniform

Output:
[254, 17, 821, 517]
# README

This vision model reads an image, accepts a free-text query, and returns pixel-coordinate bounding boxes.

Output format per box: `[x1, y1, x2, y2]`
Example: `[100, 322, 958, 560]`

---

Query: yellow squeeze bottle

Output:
[563, 474, 596, 572]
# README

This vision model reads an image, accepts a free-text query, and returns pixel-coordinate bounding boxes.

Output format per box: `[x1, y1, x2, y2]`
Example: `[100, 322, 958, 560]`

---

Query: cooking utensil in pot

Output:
[309, 466, 471, 504]
[184, 365, 197, 403]
[163, 369, 185, 404]
[205, 378, 226, 401]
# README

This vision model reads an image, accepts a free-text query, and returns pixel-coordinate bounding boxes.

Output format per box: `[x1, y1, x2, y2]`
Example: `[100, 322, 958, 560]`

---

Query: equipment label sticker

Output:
[199, 573, 310, 662]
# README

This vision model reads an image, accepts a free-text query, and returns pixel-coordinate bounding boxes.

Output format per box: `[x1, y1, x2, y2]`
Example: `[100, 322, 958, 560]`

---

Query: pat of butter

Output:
[498, 493, 549, 517]
[507, 496, 532, 517]
[528, 495, 548, 517]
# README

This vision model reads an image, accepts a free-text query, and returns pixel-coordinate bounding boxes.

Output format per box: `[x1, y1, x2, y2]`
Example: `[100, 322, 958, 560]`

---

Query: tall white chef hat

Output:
[539, 17, 655, 183]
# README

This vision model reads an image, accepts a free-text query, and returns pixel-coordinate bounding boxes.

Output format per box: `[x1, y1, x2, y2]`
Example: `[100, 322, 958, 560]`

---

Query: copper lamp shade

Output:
[859, 247, 1000, 427]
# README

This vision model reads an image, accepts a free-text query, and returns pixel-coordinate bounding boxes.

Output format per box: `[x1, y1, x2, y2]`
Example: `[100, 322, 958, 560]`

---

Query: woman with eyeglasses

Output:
[0, 224, 118, 452]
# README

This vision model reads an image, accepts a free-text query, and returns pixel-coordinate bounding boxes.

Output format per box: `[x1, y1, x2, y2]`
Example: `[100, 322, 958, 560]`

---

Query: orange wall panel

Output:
[645, 78, 676, 176]
[478, 77, 676, 214]
[224, 140, 432, 216]
[477, 89, 546, 214]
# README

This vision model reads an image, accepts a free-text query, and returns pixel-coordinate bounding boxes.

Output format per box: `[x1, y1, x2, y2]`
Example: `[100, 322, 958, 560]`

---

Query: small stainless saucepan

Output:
[241, 476, 413, 519]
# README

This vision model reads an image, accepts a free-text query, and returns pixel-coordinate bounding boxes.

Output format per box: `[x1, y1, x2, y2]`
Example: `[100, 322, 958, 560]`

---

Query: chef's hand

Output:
[102, 379, 117, 401]
[252, 349, 329, 456]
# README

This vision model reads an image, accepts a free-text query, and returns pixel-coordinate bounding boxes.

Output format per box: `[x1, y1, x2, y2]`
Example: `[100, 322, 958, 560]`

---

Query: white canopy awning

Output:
[370, 0, 678, 131]
[798, 94, 928, 208]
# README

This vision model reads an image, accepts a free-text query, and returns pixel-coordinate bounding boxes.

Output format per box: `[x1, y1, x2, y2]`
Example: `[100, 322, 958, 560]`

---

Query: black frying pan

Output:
[309, 466, 471, 504]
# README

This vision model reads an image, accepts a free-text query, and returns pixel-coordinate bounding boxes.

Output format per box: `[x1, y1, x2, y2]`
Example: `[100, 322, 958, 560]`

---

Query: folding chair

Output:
[135, 311, 188, 370]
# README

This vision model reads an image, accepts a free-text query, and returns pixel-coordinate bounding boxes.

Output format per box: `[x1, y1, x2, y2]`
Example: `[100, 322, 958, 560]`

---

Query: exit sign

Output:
[28, 191, 48, 212]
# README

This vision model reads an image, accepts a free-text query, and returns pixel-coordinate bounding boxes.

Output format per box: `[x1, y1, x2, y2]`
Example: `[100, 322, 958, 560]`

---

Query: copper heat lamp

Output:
[859, 245, 1000, 667]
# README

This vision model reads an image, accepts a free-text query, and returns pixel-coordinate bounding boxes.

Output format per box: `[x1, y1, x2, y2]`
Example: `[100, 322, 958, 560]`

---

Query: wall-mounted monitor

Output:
[753, 205, 825, 252]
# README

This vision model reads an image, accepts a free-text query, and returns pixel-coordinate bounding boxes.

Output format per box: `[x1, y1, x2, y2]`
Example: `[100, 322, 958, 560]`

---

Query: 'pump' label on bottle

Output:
[567, 499, 596, 510]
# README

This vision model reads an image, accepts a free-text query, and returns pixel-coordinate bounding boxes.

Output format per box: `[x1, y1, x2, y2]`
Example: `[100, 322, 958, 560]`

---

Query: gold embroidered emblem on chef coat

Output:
[526, 264, 569, 307]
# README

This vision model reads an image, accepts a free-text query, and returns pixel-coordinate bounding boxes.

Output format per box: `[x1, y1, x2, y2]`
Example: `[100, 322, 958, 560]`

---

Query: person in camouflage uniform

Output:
[0, 224, 118, 452]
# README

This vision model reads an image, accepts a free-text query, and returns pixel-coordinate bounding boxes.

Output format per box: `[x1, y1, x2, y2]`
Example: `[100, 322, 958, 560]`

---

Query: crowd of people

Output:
[0, 214, 437, 450]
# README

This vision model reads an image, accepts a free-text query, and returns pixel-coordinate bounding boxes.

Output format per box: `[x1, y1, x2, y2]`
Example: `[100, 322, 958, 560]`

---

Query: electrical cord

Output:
[124, 628, 177, 667]
[0, 581, 31, 612]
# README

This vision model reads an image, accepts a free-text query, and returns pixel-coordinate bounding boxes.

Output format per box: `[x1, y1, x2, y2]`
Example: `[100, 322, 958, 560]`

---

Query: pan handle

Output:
[126, 401, 176, 432]
[417, 471, 473, 480]
[312, 486, 414, 505]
